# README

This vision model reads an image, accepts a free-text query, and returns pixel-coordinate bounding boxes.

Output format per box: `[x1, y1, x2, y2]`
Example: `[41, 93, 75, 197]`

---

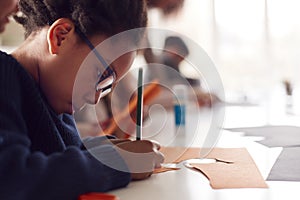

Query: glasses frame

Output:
[76, 28, 116, 98]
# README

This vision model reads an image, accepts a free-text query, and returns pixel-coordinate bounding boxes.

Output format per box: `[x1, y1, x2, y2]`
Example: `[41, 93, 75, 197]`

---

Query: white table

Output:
[111, 102, 300, 200]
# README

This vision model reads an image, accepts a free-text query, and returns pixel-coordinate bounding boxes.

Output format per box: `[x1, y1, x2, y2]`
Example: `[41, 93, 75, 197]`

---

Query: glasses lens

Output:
[100, 87, 112, 98]
[94, 86, 112, 104]
[94, 80, 113, 104]
[96, 75, 114, 92]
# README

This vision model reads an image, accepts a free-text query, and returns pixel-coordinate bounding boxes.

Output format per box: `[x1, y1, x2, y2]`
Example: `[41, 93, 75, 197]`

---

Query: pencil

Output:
[136, 68, 144, 140]
[100, 80, 161, 137]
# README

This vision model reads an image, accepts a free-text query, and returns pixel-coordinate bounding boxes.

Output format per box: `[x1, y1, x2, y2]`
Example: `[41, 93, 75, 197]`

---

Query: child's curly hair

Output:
[14, 0, 147, 39]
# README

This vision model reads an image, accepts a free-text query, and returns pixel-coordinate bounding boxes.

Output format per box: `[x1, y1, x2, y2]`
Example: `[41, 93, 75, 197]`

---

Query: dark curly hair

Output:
[14, 0, 147, 40]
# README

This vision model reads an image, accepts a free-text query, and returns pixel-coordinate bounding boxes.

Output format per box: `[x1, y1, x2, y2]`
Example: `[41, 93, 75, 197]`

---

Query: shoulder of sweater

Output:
[0, 51, 40, 96]
[0, 51, 33, 78]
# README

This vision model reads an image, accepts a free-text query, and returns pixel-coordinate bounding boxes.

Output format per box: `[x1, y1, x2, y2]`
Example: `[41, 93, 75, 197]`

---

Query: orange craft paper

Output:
[158, 147, 268, 189]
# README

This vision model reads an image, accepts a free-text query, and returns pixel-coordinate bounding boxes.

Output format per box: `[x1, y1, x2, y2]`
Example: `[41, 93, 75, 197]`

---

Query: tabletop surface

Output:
[110, 100, 300, 200]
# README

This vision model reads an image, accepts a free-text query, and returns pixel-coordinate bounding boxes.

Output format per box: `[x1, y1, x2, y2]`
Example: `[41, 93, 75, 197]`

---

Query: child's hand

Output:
[115, 140, 164, 180]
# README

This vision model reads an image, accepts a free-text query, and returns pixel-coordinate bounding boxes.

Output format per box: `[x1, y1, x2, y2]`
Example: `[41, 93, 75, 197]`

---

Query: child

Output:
[0, 0, 163, 199]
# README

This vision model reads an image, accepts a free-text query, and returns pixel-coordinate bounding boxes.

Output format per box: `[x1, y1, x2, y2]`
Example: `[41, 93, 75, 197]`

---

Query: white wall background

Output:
[147, 0, 300, 102]
[2, 0, 300, 102]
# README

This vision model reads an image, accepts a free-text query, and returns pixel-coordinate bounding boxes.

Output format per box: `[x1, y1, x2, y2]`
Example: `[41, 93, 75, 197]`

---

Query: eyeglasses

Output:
[76, 29, 116, 102]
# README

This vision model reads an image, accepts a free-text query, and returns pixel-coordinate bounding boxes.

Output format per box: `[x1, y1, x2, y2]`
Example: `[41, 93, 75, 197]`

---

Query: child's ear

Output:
[47, 18, 75, 54]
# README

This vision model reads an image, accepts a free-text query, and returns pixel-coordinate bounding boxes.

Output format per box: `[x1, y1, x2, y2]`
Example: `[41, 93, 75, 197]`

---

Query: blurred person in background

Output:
[0, 0, 18, 33]
[144, 36, 219, 107]
[147, 0, 185, 15]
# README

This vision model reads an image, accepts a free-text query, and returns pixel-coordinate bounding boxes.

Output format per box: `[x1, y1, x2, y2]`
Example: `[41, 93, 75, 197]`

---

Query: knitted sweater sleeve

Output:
[0, 55, 131, 200]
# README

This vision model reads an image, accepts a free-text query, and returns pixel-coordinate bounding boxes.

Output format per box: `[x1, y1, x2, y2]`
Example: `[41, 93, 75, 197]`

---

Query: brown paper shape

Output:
[158, 147, 268, 189]
[154, 167, 180, 174]
[153, 147, 199, 174]
[159, 147, 202, 164]
[190, 148, 268, 189]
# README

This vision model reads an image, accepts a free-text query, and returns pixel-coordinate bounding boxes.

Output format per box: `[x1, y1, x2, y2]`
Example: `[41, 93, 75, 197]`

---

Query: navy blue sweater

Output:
[0, 51, 131, 200]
